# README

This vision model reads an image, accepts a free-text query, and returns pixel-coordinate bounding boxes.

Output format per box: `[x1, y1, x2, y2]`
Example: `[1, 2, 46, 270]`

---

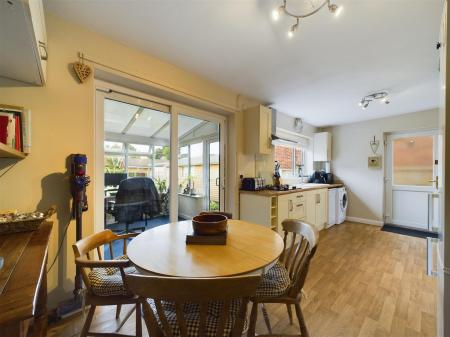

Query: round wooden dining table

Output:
[127, 219, 284, 278]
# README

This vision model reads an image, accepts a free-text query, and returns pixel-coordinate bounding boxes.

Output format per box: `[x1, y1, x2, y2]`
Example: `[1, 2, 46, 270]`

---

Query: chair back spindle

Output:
[280, 220, 318, 299]
[126, 274, 261, 337]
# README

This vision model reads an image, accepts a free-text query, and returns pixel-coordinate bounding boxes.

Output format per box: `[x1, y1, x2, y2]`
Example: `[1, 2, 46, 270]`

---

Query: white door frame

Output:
[384, 128, 439, 229]
[94, 80, 227, 233]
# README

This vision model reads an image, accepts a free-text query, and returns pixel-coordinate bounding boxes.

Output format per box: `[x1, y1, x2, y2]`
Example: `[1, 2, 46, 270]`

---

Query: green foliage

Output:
[104, 156, 125, 173]
[155, 146, 170, 160]
[155, 177, 168, 194]
[209, 201, 219, 211]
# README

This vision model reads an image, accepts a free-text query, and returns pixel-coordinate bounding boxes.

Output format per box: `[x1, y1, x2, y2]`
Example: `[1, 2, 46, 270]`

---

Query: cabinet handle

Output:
[289, 200, 293, 212]
[296, 195, 303, 198]
[427, 237, 438, 277]
[38, 41, 48, 61]
[315, 194, 320, 204]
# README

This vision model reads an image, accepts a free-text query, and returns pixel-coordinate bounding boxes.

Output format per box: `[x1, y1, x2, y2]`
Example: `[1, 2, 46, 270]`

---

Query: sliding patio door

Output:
[177, 114, 224, 219]
[95, 83, 226, 232]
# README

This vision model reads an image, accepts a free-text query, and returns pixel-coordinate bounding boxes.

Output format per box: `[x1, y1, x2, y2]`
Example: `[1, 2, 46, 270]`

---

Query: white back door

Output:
[385, 130, 440, 230]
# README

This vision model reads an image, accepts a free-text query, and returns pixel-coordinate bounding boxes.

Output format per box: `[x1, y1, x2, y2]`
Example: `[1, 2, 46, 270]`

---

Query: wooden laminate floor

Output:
[47, 222, 436, 337]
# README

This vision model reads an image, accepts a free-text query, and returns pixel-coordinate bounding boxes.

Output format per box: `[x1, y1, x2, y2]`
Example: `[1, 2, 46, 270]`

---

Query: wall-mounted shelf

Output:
[0, 143, 26, 159]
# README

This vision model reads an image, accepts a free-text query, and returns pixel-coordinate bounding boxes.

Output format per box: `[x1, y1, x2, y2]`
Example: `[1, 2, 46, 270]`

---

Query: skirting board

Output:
[345, 216, 383, 226]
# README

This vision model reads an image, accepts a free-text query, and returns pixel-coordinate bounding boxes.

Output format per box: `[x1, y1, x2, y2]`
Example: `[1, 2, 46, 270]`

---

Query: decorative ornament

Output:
[370, 136, 380, 155]
[72, 53, 91, 83]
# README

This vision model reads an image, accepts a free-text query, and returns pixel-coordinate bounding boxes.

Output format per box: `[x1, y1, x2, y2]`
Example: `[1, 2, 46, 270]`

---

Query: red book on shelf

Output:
[15, 115, 21, 151]
[0, 115, 8, 145]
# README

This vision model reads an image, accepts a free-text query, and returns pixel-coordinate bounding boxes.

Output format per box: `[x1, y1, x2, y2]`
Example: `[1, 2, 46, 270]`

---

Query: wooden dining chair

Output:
[247, 219, 318, 337]
[126, 274, 261, 337]
[73, 229, 142, 337]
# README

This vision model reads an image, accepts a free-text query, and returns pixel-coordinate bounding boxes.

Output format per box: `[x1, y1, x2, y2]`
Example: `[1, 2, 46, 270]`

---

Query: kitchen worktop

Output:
[239, 183, 344, 196]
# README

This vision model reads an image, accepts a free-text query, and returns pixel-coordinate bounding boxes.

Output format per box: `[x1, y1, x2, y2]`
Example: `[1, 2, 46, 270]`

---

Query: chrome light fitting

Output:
[359, 91, 390, 109]
[272, 0, 342, 38]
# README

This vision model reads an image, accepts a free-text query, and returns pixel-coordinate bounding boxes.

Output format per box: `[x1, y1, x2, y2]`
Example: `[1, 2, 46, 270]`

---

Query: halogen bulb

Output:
[272, 8, 280, 21]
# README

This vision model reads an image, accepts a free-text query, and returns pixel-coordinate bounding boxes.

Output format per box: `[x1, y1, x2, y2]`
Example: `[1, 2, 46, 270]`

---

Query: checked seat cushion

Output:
[254, 261, 291, 298]
[147, 299, 245, 337]
[88, 255, 136, 297]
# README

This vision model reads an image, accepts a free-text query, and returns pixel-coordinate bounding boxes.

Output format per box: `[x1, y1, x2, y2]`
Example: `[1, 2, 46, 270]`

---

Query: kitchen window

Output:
[274, 144, 306, 177]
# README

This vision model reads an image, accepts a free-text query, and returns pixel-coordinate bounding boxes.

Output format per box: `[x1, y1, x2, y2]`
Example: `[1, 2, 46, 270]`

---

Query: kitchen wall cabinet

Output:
[240, 187, 328, 233]
[0, 0, 47, 86]
[313, 132, 331, 162]
[244, 105, 272, 155]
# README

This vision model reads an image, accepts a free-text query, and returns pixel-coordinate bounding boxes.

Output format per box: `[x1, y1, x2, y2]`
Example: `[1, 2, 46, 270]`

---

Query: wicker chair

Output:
[73, 229, 142, 337]
[247, 220, 318, 337]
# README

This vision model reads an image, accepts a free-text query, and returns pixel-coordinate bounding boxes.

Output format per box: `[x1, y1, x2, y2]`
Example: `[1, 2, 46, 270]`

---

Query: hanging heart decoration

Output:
[73, 61, 91, 83]
[370, 136, 380, 155]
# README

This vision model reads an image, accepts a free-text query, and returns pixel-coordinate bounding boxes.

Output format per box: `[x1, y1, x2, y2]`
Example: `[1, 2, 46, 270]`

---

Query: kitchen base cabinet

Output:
[240, 193, 277, 230]
[315, 188, 328, 230]
[240, 188, 328, 232]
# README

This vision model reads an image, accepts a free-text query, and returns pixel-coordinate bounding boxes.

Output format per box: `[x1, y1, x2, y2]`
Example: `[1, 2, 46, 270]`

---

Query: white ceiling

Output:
[45, 0, 442, 126]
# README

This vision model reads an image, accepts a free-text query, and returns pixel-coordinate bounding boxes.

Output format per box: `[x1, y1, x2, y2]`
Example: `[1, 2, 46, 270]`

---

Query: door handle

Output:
[428, 176, 439, 189]
[38, 41, 48, 61]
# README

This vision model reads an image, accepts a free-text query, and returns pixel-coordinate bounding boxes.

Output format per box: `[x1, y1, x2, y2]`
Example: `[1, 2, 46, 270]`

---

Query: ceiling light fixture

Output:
[359, 91, 390, 109]
[287, 18, 299, 38]
[271, 0, 341, 37]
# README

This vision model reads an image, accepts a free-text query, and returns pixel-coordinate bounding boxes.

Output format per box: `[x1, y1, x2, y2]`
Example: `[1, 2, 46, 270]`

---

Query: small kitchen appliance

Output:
[241, 177, 266, 191]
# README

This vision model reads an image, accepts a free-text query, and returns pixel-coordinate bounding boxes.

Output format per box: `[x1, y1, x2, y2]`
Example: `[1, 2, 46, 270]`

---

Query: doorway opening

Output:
[95, 84, 226, 256]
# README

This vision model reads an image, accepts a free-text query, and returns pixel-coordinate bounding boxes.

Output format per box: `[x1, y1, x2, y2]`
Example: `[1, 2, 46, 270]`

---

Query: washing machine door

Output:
[340, 191, 348, 212]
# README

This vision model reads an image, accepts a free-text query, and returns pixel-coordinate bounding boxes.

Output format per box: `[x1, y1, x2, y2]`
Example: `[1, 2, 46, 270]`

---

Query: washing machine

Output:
[337, 187, 348, 224]
[327, 188, 338, 228]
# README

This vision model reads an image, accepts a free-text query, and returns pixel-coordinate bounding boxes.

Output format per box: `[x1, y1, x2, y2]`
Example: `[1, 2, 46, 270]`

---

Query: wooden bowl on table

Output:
[192, 213, 228, 235]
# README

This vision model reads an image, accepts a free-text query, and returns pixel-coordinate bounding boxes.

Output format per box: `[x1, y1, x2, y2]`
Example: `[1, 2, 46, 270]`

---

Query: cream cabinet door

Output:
[277, 194, 291, 234]
[244, 105, 272, 155]
[259, 106, 272, 154]
[291, 192, 306, 219]
[313, 132, 331, 162]
[305, 191, 316, 226]
[315, 189, 328, 230]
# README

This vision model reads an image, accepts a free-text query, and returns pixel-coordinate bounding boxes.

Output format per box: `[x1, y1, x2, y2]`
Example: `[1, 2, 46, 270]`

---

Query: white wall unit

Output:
[244, 105, 272, 155]
[0, 0, 47, 86]
[178, 193, 204, 220]
[313, 132, 331, 162]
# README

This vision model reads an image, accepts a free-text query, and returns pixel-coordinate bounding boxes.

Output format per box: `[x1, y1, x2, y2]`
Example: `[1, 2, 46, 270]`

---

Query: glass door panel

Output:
[103, 97, 171, 239]
[393, 135, 434, 186]
[209, 141, 220, 210]
[177, 114, 221, 219]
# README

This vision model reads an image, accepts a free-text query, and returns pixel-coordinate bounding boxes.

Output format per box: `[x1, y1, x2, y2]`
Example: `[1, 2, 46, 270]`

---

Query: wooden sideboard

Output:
[0, 222, 52, 337]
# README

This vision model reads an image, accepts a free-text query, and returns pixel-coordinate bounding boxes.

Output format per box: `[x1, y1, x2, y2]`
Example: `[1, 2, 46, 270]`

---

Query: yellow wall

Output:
[0, 14, 258, 307]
